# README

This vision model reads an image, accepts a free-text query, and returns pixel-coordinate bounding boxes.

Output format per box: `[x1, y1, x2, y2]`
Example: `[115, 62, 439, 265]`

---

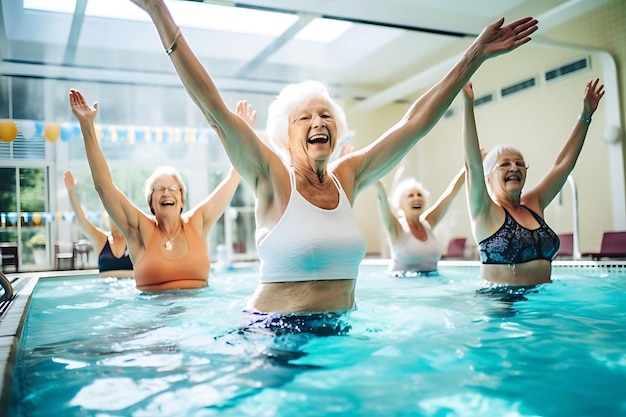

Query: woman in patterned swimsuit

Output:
[462, 79, 604, 286]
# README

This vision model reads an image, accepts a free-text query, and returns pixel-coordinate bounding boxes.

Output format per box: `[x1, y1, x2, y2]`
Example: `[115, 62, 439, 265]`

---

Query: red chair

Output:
[581, 231, 626, 260]
[556, 233, 573, 259]
[442, 237, 467, 259]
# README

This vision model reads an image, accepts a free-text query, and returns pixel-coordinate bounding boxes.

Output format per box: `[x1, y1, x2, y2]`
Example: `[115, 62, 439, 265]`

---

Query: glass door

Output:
[0, 166, 49, 271]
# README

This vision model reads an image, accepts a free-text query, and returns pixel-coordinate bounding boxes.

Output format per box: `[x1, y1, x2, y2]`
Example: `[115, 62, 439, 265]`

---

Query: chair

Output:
[54, 241, 76, 270]
[581, 231, 626, 260]
[74, 240, 93, 269]
[0, 243, 19, 272]
[556, 233, 573, 259]
[442, 237, 467, 259]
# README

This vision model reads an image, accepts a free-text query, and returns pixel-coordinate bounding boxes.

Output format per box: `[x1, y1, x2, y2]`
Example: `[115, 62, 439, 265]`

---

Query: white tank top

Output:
[389, 218, 441, 273]
[257, 168, 366, 283]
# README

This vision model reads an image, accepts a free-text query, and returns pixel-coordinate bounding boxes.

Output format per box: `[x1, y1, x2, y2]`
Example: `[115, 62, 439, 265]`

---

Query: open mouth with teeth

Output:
[505, 174, 522, 182]
[308, 134, 329, 144]
[160, 200, 176, 207]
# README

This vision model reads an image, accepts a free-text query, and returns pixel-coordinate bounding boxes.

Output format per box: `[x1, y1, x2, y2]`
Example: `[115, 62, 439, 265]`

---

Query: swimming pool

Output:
[5, 261, 626, 416]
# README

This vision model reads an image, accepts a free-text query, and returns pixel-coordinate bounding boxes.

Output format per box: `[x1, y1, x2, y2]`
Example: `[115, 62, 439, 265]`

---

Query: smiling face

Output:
[149, 175, 183, 216]
[487, 149, 528, 195]
[287, 97, 337, 163]
[399, 186, 427, 217]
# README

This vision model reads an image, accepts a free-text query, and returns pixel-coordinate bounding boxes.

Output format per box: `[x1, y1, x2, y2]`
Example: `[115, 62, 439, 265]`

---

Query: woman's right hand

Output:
[69, 89, 98, 124]
[63, 170, 76, 191]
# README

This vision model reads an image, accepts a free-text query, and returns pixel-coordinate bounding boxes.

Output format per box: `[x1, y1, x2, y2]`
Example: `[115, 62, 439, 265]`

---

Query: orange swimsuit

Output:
[133, 222, 210, 290]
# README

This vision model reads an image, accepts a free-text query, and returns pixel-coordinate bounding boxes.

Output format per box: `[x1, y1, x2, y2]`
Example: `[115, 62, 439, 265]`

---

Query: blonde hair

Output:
[391, 178, 430, 214]
[144, 166, 186, 214]
[266, 80, 348, 162]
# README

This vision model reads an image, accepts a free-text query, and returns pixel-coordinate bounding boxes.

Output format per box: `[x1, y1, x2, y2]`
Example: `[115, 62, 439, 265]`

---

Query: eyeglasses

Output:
[152, 185, 180, 194]
[494, 160, 529, 170]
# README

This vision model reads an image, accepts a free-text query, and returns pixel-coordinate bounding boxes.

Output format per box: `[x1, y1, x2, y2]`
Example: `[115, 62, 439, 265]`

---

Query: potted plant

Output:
[27, 233, 47, 266]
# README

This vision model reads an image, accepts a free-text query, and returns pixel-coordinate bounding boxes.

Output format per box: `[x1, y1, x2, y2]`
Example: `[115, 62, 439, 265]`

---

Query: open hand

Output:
[474, 17, 538, 60]
[582, 78, 605, 117]
[64, 170, 76, 191]
[69, 89, 98, 124]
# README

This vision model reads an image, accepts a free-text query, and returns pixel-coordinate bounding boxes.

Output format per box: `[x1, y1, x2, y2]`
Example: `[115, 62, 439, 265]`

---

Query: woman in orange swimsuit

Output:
[69, 89, 256, 291]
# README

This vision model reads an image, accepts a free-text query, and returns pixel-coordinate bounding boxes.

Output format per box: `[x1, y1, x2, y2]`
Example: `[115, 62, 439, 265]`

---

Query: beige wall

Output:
[347, 0, 626, 256]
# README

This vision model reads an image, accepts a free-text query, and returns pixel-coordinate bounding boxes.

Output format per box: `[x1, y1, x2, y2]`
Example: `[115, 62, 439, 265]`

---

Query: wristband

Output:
[578, 114, 591, 124]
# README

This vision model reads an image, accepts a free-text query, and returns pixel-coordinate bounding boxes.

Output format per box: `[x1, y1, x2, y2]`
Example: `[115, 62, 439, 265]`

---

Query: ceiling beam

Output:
[63, 0, 88, 65]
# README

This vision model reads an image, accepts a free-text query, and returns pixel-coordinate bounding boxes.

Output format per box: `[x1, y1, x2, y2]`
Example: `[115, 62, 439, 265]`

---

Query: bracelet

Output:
[165, 28, 182, 56]
[578, 114, 591, 124]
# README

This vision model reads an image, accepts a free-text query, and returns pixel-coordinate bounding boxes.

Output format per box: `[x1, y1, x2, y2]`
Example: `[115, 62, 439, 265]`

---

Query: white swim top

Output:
[389, 218, 442, 273]
[257, 167, 367, 283]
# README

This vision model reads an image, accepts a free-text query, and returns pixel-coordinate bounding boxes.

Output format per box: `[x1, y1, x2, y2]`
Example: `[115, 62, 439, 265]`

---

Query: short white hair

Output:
[391, 178, 430, 212]
[266, 80, 348, 162]
[482, 144, 524, 175]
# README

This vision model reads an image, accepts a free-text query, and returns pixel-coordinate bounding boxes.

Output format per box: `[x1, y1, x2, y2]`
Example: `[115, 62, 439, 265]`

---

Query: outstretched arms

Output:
[127, 0, 275, 186]
[63, 170, 108, 251]
[347, 17, 538, 195]
[68, 89, 144, 241]
[423, 167, 466, 229]
[187, 101, 257, 237]
[462, 82, 491, 222]
[531, 78, 605, 210]
[375, 181, 403, 245]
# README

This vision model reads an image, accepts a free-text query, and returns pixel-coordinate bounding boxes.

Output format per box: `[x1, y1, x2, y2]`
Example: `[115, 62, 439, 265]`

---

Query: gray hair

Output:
[391, 178, 430, 212]
[482, 144, 524, 176]
[144, 166, 186, 214]
[266, 80, 348, 162]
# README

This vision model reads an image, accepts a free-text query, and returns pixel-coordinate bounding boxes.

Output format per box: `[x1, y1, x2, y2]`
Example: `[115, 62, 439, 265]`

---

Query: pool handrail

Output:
[0, 272, 13, 301]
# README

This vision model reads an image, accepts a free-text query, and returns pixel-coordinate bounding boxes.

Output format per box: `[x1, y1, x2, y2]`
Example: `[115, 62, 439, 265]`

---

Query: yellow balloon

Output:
[32, 212, 42, 226]
[44, 123, 61, 142]
[0, 119, 18, 142]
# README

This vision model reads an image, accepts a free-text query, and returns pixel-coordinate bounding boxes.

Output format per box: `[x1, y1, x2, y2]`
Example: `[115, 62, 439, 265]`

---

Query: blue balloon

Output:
[61, 124, 73, 142]
[35, 121, 44, 137]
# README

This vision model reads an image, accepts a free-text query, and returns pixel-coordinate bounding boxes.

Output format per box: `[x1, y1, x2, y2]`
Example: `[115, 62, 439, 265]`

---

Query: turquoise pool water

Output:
[9, 263, 626, 417]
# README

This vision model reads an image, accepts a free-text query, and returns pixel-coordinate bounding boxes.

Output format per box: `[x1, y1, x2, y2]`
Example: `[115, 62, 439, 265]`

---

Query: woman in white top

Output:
[376, 169, 465, 276]
[129, 0, 537, 314]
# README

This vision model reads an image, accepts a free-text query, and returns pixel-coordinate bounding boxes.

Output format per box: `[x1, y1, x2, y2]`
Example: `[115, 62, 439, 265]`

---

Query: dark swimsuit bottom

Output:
[478, 206, 560, 265]
[240, 311, 352, 337]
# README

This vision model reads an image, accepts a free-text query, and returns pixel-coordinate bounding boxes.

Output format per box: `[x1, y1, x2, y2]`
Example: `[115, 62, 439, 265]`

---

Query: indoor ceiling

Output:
[0, 0, 613, 108]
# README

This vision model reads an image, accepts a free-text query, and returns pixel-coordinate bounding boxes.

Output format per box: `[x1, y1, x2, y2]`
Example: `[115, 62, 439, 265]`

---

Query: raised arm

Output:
[347, 17, 538, 194]
[422, 167, 466, 229]
[128, 0, 275, 185]
[63, 170, 108, 250]
[462, 83, 491, 222]
[375, 181, 403, 244]
[530, 78, 605, 210]
[68, 89, 143, 239]
[186, 101, 257, 236]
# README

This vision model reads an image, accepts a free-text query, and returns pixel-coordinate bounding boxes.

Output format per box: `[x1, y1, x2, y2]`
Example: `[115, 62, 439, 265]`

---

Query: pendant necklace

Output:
[161, 223, 183, 251]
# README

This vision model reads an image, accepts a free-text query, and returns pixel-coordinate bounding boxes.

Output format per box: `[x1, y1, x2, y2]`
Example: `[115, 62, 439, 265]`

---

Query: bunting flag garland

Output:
[0, 119, 228, 145]
[0, 211, 108, 227]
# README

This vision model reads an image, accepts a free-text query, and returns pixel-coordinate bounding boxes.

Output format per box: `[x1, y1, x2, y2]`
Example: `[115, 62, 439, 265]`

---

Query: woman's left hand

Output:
[582, 78, 605, 117]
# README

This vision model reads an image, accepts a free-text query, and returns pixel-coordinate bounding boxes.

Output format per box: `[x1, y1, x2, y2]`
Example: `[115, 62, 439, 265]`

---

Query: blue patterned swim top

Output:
[478, 206, 559, 265]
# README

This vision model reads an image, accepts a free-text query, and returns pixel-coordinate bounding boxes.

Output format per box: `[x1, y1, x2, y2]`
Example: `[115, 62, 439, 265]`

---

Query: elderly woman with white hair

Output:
[68, 88, 255, 291]
[375, 169, 465, 276]
[462, 79, 605, 286]
[129, 0, 538, 314]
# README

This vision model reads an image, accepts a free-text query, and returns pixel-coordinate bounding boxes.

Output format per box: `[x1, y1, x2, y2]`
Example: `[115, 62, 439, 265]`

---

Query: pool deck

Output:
[1, 260, 625, 414]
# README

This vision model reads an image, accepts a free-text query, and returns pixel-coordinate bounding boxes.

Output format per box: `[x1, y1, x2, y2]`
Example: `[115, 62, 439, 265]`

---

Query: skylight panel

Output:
[294, 18, 353, 43]
[24, 0, 299, 38]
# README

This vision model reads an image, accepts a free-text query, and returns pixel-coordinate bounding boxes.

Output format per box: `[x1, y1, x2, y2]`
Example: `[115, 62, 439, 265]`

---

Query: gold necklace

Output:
[160, 223, 183, 251]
